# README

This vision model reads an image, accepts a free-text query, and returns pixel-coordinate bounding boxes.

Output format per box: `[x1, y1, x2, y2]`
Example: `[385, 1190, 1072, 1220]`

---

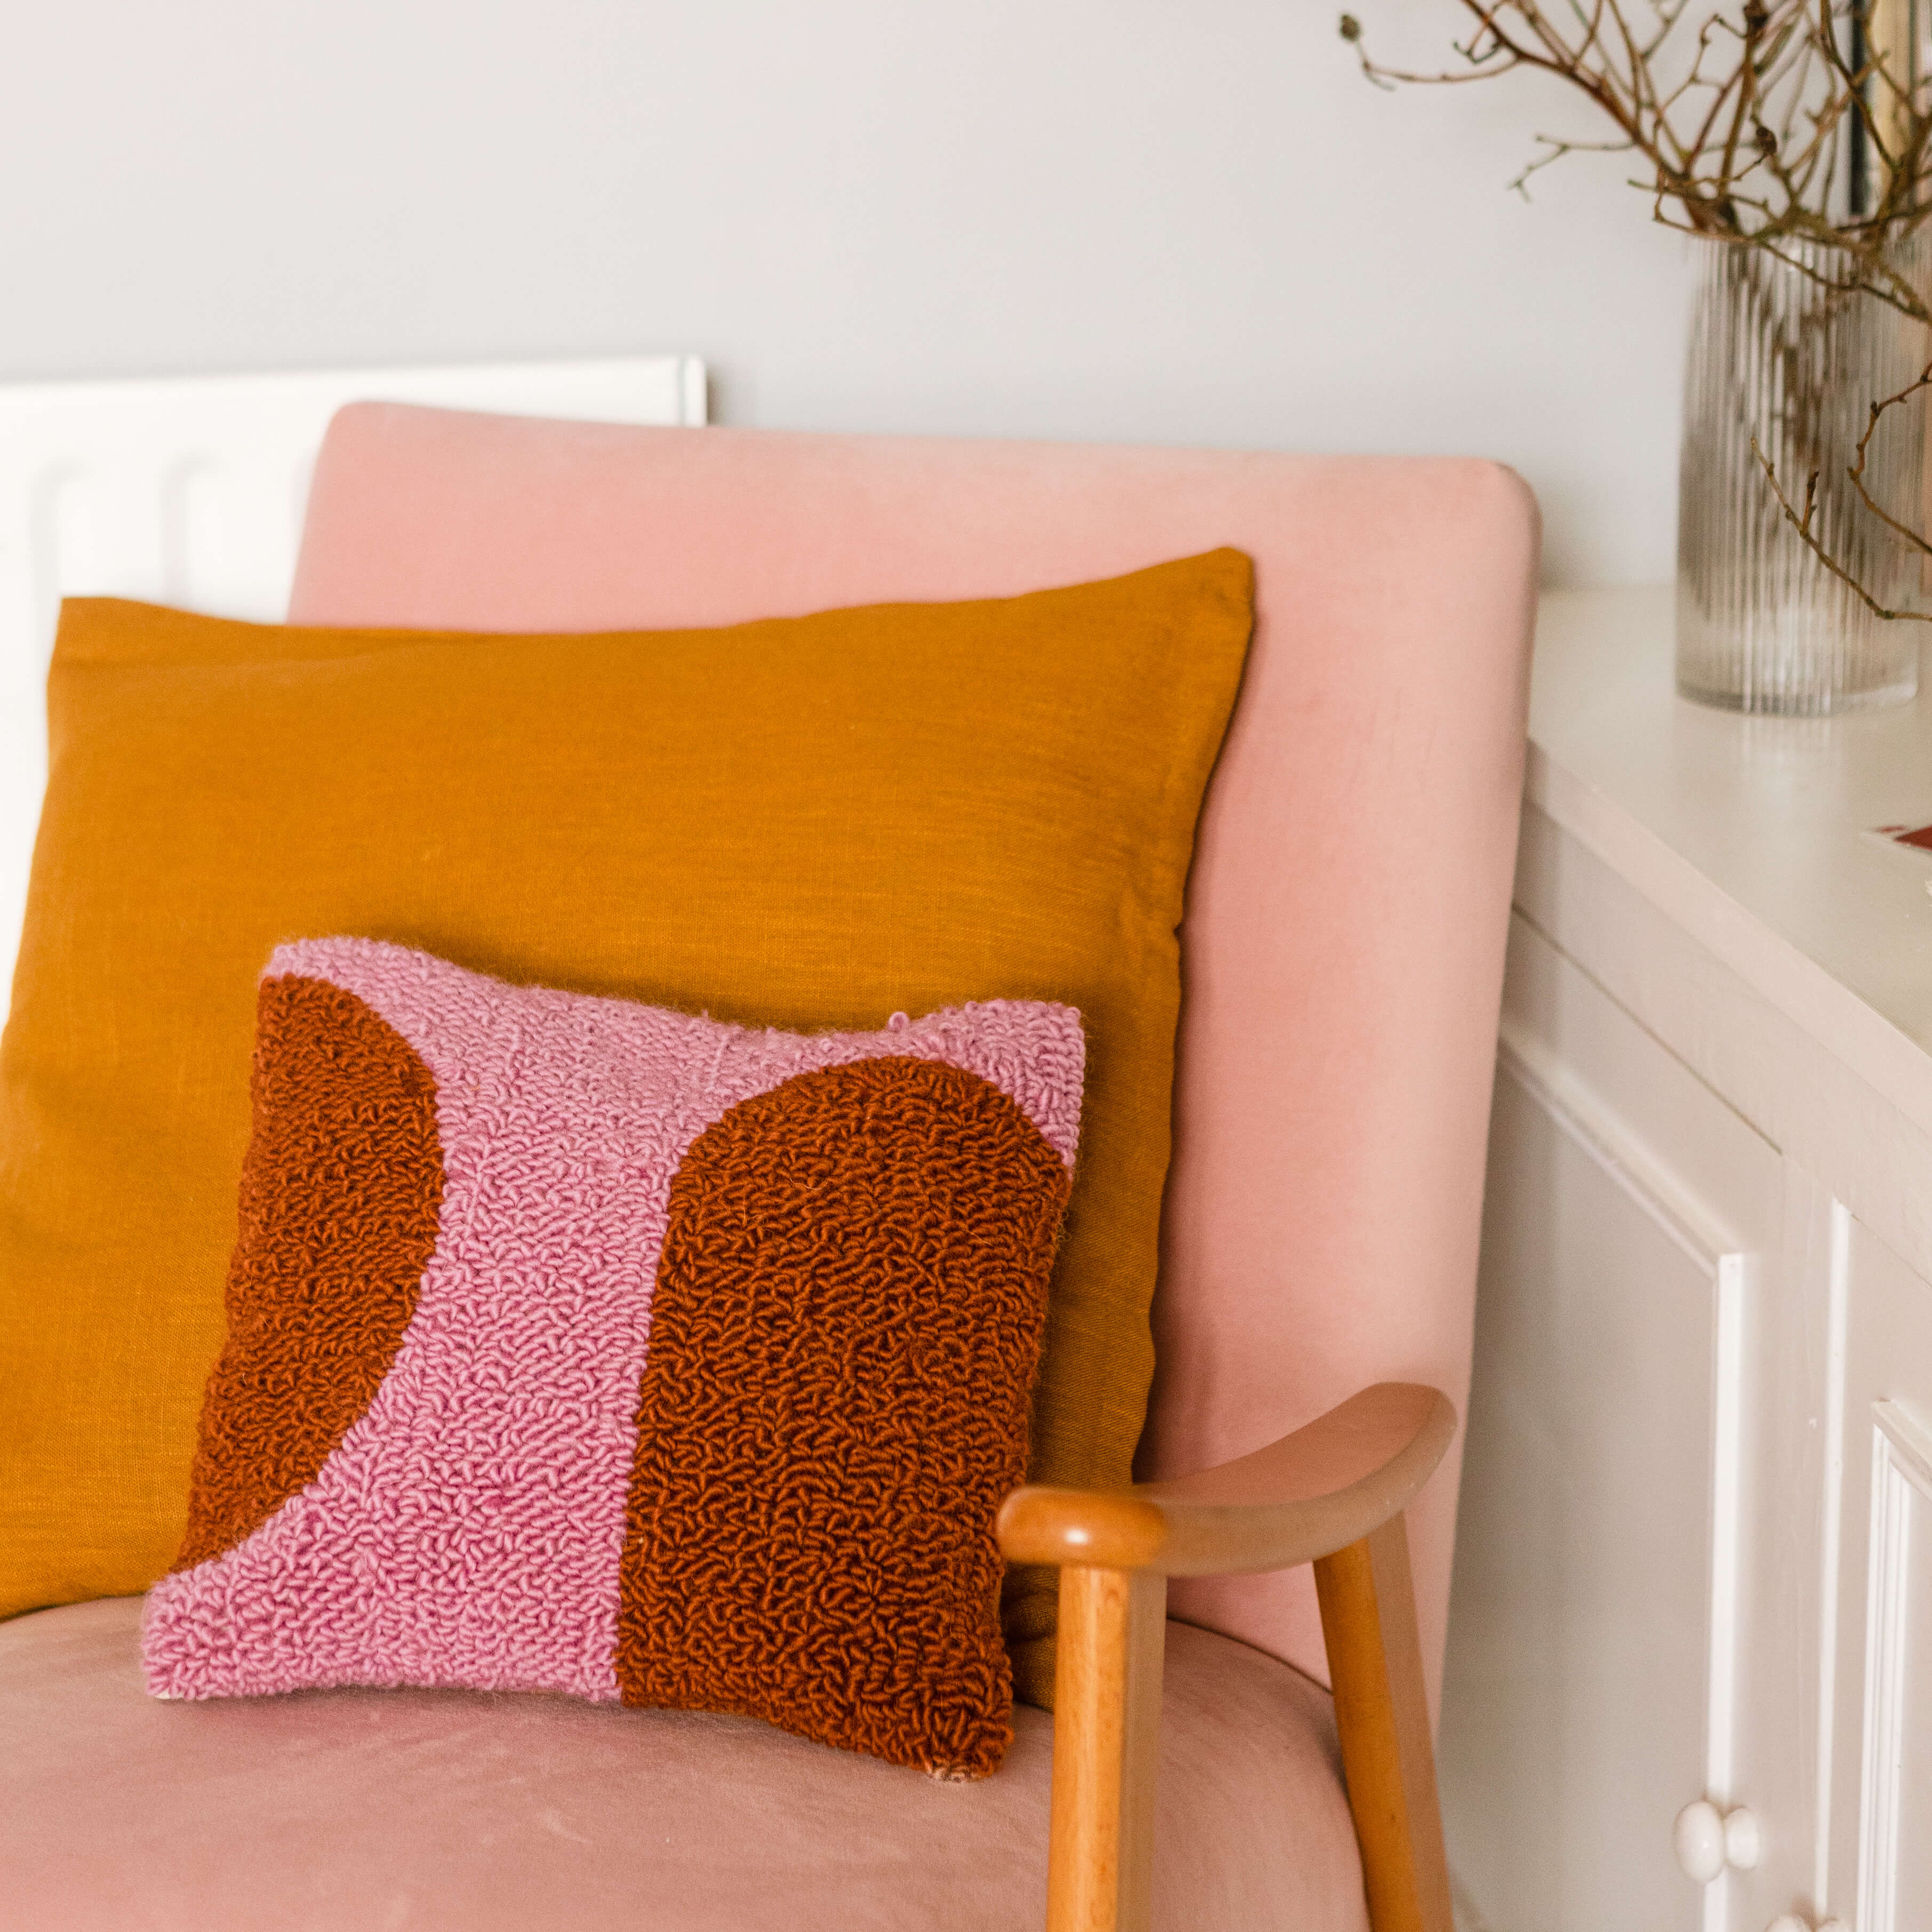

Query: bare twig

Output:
[1753, 435, 1932, 622]
[1344, 3, 1930, 265]
[1845, 360, 1932, 552]
[1348, 2, 1932, 618]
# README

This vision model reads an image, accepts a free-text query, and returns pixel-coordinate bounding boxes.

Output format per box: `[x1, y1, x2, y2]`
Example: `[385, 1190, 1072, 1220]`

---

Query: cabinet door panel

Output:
[1442, 915, 1786, 1932]
[1882, 1429, 1932, 1931]
[1442, 1068, 1712, 1929]
[1831, 1222, 1932, 1932]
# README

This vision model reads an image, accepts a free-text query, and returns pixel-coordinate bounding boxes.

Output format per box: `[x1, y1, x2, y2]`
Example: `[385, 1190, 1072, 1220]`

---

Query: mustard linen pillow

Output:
[0, 549, 1253, 1707]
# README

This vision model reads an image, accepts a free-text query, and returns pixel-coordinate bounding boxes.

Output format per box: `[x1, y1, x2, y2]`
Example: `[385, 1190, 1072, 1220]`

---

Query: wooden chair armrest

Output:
[995, 1382, 1456, 1576]
[999, 1382, 1458, 1932]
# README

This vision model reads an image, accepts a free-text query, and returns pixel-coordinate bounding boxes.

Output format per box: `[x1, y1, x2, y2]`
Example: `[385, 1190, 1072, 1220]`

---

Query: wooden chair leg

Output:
[1313, 1512, 1455, 1932]
[1045, 1564, 1167, 1932]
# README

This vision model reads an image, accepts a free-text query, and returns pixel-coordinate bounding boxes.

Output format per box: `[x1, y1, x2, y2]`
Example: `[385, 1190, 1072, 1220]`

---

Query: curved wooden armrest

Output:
[1004, 1382, 1460, 1932]
[995, 1382, 1456, 1577]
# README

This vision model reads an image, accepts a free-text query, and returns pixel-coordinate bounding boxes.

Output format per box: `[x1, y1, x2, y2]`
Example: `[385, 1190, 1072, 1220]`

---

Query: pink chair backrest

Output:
[290, 410, 1538, 1708]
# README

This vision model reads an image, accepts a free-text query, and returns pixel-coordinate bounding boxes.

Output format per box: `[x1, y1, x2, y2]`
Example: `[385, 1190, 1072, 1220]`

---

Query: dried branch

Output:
[1845, 359, 1932, 550]
[1344, 4, 1932, 283]
[1349, 2, 1932, 618]
[1751, 435, 1932, 621]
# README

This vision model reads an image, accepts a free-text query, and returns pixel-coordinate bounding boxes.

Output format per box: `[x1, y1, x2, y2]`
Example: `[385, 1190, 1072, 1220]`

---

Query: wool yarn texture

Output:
[142, 939, 1083, 1780]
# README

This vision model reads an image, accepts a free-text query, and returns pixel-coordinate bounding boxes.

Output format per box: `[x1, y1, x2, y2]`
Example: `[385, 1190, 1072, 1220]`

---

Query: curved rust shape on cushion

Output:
[616, 1056, 1071, 1780]
[171, 976, 443, 1572]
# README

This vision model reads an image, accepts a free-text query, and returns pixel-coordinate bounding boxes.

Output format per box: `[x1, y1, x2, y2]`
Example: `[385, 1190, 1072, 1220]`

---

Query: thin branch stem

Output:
[1752, 436, 1932, 622]
[1845, 360, 1932, 553]
[1345, 1, 1932, 620]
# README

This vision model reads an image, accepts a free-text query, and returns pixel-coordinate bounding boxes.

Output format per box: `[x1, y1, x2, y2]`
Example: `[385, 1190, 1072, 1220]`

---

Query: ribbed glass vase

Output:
[1676, 235, 1930, 714]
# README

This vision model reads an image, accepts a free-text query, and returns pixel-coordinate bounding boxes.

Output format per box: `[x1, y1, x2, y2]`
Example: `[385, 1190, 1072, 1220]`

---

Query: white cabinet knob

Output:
[1675, 1800, 1726, 1881]
[1725, 1806, 1761, 1870]
[1673, 1800, 1761, 1882]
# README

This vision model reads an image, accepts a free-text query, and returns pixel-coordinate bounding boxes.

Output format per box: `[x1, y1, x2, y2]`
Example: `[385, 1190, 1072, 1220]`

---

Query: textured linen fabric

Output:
[287, 411, 1540, 1713]
[0, 552, 1252, 1713]
[146, 938, 1078, 1778]
[2, 1595, 1370, 1932]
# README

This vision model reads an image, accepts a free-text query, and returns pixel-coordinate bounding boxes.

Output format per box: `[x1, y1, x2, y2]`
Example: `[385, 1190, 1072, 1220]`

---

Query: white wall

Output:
[0, 1, 1689, 586]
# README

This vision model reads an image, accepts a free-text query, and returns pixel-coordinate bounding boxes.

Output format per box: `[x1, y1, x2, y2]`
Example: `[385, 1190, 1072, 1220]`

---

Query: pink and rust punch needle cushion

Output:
[142, 938, 1084, 1781]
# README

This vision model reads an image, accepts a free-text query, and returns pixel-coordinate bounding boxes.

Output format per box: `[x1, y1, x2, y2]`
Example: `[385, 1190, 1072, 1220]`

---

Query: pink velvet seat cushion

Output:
[290, 411, 1539, 1710]
[0, 1596, 1367, 1932]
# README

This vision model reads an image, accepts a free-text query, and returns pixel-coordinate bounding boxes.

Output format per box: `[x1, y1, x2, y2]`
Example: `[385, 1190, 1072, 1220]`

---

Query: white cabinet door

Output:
[1441, 915, 1789, 1932]
[1824, 1219, 1932, 1932]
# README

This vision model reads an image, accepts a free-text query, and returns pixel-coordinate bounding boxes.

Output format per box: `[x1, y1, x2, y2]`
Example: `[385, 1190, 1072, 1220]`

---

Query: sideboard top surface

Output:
[1529, 587, 1932, 1141]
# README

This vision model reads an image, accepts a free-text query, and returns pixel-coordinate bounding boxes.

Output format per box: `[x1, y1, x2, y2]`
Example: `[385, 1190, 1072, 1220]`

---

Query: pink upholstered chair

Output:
[0, 412, 1536, 1932]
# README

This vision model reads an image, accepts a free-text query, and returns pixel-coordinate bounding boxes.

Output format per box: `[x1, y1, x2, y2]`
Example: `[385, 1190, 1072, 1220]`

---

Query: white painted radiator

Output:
[0, 354, 706, 1018]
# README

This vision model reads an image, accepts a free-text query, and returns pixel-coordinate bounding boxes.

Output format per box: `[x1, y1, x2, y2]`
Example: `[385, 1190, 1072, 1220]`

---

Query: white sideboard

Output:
[1439, 588, 1932, 1932]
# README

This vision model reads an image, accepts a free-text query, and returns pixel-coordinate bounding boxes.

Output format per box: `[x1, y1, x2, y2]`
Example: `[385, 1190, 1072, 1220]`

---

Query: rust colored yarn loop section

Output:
[617, 1056, 1071, 1780]
[171, 976, 443, 1572]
